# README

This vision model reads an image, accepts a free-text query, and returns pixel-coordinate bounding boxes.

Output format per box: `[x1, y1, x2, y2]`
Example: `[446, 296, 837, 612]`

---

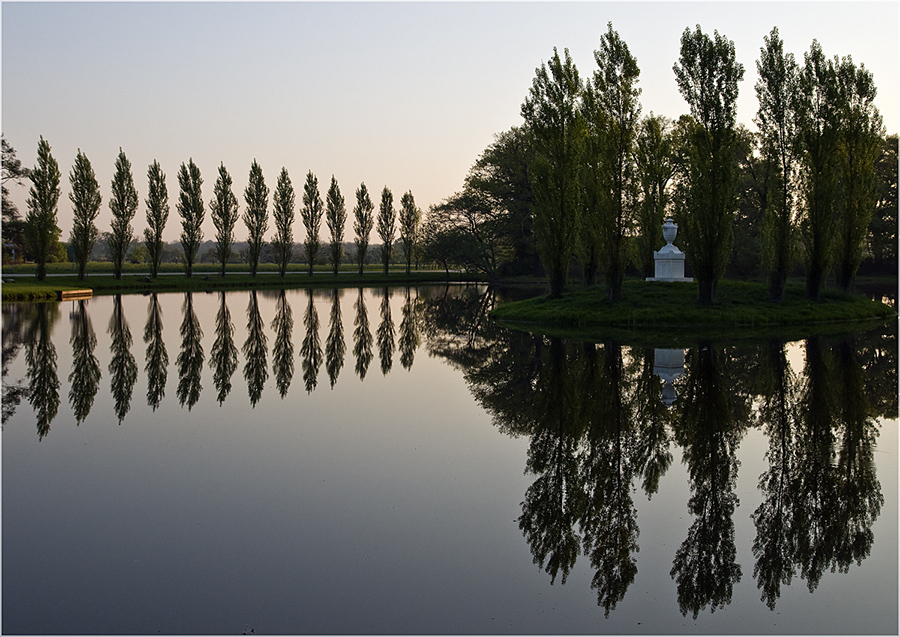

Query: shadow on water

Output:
[2, 285, 895, 619]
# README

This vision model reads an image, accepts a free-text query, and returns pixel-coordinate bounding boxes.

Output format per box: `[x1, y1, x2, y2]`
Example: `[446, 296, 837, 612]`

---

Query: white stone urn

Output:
[662, 218, 678, 245]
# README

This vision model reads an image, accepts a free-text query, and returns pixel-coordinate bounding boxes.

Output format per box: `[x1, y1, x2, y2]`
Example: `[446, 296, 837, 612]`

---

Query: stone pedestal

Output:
[646, 219, 692, 282]
[653, 348, 685, 407]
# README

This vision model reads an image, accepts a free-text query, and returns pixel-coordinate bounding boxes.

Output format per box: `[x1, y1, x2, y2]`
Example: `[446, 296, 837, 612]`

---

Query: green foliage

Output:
[521, 47, 585, 297]
[24, 136, 62, 281]
[302, 171, 324, 275]
[272, 167, 295, 277]
[177, 159, 205, 278]
[68, 149, 101, 280]
[634, 114, 675, 278]
[377, 186, 395, 275]
[796, 40, 840, 299]
[353, 182, 375, 275]
[107, 148, 139, 280]
[143, 161, 169, 278]
[582, 22, 641, 300]
[833, 53, 884, 291]
[755, 27, 801, 301]
[673, 25, 744, 305]
[3, 137, 31, 263]
[243, 160, 269, 277]
[325, 175, 346, 276]
[869, 134, 898, 266]
[399, 190, 420, 274]
[210, 163, 240, 277]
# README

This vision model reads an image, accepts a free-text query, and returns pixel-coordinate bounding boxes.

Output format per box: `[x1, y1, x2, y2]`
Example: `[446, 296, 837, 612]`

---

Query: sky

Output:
[3, 1, 897, 243]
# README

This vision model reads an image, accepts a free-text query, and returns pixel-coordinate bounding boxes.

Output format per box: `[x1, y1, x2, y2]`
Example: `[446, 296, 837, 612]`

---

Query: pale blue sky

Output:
[3, 1, 897, 241]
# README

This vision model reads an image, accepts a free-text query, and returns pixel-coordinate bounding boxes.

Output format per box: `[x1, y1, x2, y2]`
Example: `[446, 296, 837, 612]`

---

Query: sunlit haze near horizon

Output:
[3, 1, 897, 242]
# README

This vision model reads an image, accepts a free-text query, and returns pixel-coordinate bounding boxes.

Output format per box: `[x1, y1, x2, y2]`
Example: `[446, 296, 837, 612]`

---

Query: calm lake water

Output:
[2, 285, 897, 635]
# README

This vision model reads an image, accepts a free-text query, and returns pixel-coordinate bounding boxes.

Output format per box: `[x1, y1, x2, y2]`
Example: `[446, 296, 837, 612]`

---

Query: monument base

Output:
[645, 276, 693, 282]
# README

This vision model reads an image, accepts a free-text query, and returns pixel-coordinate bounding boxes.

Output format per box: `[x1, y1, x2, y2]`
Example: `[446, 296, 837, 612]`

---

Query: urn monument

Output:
[646, 218, 692, 282]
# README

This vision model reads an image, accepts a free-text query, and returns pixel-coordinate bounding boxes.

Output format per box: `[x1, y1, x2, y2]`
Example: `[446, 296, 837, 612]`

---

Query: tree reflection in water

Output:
[25, 302, 59, 439]
[398, 288, 420, 370]
[210, 291, 238, 405]
[144, 293, 168, 411]
[243, 290, 268, 406]
[271, 289, 295, 398]
[325, 289, 344, 388]
[300, 289, 322, 393]
[176, 292, 204, 410]
[108, 295, 137, 424]
[69, 299, 101, 424]
[2, 304, 30, 424]
[376, 287, 395, 375]
[2, 287, 893, 618]
[352, 287, 373, 380]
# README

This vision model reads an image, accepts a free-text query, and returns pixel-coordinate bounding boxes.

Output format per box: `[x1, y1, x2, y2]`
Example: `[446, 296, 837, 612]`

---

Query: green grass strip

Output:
[490, 279, 896, 345]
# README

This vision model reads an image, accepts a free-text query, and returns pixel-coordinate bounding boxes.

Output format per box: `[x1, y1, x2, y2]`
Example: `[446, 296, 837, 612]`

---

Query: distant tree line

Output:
[2, 140, 422, 281]
[421, 24, 896, 303]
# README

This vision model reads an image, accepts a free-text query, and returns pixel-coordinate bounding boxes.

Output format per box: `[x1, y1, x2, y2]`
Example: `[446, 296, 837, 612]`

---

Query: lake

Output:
[2, 285, 897, 634]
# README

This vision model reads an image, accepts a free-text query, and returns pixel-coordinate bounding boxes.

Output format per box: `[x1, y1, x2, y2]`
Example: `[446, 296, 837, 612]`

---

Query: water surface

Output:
[2, 286, 896, 634]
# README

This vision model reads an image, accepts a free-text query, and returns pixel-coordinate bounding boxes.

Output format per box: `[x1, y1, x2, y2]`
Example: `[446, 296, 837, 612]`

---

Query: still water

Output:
[2, 286, 897, 634]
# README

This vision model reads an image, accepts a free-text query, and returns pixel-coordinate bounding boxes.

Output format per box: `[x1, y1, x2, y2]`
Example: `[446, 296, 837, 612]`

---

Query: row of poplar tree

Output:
[21, 139, 423, 281]
[428, 23, 887, 304]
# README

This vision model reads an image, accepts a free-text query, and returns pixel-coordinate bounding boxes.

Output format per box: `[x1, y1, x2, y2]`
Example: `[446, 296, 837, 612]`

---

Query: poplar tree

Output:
[755, 26, 800, 302]
[107, 149, 138, 280]
[177, 159, 204, 278]
[302, 171, 324, 275]
[326, 175, 347, 275]
[353, 182, 375, 275]
[68, 149, 101, 280]
[583, 23, 641, 301]
[833, 54, 884, 292]
[243, 160, 269, 277]
[521, 47, 585, 298]
[377, 186, 396, 275]
[144, 161, 169, 279]
[24, 136, 61, 281]
[399, 190, 421, 274]
[673, 25, 744, 305]
[272, 167, 295, 277]
[210, 163, 239, 277]
[795, 40, 839, 300]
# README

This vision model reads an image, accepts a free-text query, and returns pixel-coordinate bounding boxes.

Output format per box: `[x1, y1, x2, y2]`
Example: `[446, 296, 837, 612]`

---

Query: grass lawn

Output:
[490, 278, 897, 345]
[2, 268, 483, 301]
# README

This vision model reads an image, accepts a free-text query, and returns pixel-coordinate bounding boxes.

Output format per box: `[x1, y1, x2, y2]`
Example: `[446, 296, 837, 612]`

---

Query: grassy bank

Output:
[2, 269, 483, 301]
[490, 279, 897, 345]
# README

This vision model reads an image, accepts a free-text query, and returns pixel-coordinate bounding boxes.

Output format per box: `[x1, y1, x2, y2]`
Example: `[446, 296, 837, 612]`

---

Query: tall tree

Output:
[68, 149, 102, 280]
[243, 160, 269, 278]
[635, 114, 675, 279]
[143, 161, 169, 279]
[353, 182, 375, 275]
[325, 175, 347, 275]
[795, 40, 840, 300]
[833, 54, 884, 291]
[2, 137, 30, 263]
[107, 148, 139, 280]
[377, 186, 396, 275]
[210, 163, 239, 277]
[673, 25, 745, 305]
[399, 190, 421, 274]
[521, 47, 585, 298]
[869, 134, 898, 268]
[302, 170, 324, 275]
[24, 136, 61, 281]
[755, 27, 801, 302]
[177, 159, 204, 278]
[582, 22, 641, 300]
[272, 167, 295, 277]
